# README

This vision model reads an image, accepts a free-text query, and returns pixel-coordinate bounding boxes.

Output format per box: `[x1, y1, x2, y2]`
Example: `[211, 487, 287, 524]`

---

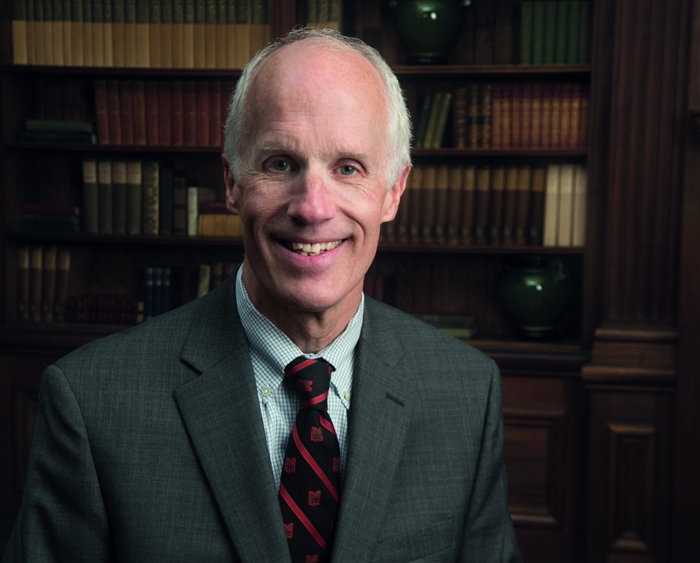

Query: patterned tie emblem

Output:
[279, 357, 340, 563]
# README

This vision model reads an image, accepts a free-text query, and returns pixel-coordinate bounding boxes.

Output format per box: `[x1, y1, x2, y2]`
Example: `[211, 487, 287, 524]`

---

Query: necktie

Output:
[279, 357, 341, 563]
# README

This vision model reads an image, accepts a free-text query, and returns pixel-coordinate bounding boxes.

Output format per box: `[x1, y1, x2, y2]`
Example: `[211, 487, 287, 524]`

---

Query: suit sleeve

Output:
[457, 360, 522, 563]
[4, 364, 115, 563]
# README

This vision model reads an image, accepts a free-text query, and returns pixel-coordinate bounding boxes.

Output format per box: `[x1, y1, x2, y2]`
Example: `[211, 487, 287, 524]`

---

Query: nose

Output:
[287, 169, 337, 225]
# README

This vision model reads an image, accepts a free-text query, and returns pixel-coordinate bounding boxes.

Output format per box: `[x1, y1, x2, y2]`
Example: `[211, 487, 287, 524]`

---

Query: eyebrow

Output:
[255, 144, 373, 165]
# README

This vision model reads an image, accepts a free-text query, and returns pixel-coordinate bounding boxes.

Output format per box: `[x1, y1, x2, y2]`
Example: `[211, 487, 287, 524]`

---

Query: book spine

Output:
[502, 167, 518, 246]
[17, 246, 30, 321]
[61, 0, 72, 66]
[555, 0, 568, 64]
[83, 0, 93, 66]
[529, 167, 546, 245]
[94, 79, 110, 144]
[249, 0, 266, 59]
[183, 0, 194, 68]
[161, 0, 173, 68]
[142, 161, 160, 235]
[423, 91, 443, 150]
[413, 92, 433, 149]
[551, 83, 562, 148]
[572, 164, 587, 246]
[124, 0, 136, 67]
[149, 0, 161, 67]
[183, 80, 196, 145]
[204, 0, 217, 68]
[460, 166, 476, 245]
[13, 0, 29, 65]
[521, 84, 533, 148]
[55, 247, 71, 321]
[92, 0, 105, 66]
[113, 0, 125, 67]
[197, 263, 211, 296]
[490, 166, 505, 245]
[501, 84, 512, 148]
[30, 246, 43, 322]
[126, 160, 143, 235]
[158, 80, 173, 145]
[451, 87, 467, 149]
[446, 165, 463, 246]
[172, 175, 187, 235]
[531, 83, 543, 148]
[172, 0, 184, 68]
[468, 85, 479, 148]
[98, 160, 114, 234]
[104, 0, 114, 66]
[543, 164, 560, 246]
[225, 0, 236, 68]
[171, 79, 184, 145]
[106, 79, 122, 144]
[474, 167, 491, 245]
[491, 84, 502, 148]
[566, 1, 581, 64]
[159, 166, 174, 235]
[515, 166, 533, 245]
[144, 267, 154, 318]
[41, 245, 57, 322]
[193, 0, 206, 68]
[132, 79, 147, 144]
[420, 165, 437, 244]
[560, 83, 573, 148]
[541, 83, 553, 148]
[135, 0, 150, 67]
[119, 79, 135, 144]
[216, 0, 230, 69]
[234, 0, 250, 67]
[479, 84, 492, 148]
[153, 267, 163, 315]
[187, 186, 198, 236]
[532, 1, 545, 64]
[408, 166, 422, 245]
[51, 0, 65, 66]
[578, 0, 590, 63]
[209, 79, 222, 146]
[511, 83, 522, 148]
[434, 165, 449, 245]
[112, 160, 128, 235]
[544, 0, 557, 64]
[557, 163, 575, 246]
[145, 79, 159, 145]
[493, 0, 514, 64]
[520, 1, 533, 64]
[195, 80, 210, 146]
[83, 158, 99, 233]
[40, 0, 52, 65]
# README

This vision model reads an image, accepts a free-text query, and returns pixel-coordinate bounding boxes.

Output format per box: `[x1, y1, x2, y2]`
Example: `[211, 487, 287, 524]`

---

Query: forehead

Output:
[248, 40, 389, 128]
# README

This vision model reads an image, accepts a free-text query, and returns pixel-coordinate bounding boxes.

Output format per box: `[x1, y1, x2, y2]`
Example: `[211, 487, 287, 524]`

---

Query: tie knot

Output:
[284, 357, 334, 411]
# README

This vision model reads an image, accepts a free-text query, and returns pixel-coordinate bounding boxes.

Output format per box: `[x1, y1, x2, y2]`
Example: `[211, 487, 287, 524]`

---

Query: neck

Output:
[242, 263, 362, 353]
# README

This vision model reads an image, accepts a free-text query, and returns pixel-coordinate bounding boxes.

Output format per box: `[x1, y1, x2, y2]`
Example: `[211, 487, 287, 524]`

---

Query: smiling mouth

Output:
[285, 240, 343, 256]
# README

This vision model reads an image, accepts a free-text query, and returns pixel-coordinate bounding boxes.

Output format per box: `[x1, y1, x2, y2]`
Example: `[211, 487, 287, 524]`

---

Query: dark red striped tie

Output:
[279, 357, 340, 563]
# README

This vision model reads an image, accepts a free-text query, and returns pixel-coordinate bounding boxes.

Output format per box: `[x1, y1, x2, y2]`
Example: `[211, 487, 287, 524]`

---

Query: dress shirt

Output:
[235, 265, 363, 487]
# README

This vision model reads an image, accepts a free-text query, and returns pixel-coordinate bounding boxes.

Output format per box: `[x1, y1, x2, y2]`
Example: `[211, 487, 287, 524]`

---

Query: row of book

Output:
[93, 79, 235, 147]
[62, 293, 146, 324]
[16, 246, 71, 322]
[11, 0, 272, 69]
[197, 262, 238, 297]
[75, 159, 241, 237]
[520, 1, 591, 65]
[411, 82, 588, 150]
[382, 163, 586, 248]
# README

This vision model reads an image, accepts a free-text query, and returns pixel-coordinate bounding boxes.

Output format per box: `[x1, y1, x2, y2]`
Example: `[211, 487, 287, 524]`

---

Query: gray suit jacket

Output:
[5, 275, 520, 562]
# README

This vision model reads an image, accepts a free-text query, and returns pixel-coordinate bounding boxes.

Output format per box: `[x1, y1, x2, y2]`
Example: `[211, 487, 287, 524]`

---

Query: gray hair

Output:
[223, 28, 412, 188]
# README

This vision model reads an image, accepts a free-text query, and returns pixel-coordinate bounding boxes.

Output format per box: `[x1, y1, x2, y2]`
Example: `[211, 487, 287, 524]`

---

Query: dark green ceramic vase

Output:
[498, 256, 573, 339]
[391, 0, 467, 64]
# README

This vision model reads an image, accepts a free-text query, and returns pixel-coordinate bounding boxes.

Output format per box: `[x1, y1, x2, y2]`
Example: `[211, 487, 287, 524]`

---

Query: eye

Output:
[269, 159, 293, 172]
[338, 164, 357, 176]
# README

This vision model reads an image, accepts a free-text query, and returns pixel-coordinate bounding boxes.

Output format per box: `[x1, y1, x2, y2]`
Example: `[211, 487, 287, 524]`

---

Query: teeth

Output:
[289, 240, 342, 256]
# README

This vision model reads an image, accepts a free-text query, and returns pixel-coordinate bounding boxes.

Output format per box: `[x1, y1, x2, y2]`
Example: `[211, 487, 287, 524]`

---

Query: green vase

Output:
[498, 256, 573, 339]
[391, 0, 467, 64]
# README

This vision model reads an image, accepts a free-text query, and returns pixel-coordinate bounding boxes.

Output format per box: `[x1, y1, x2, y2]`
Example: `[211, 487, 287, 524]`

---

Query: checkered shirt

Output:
[235, 266, 362, 487]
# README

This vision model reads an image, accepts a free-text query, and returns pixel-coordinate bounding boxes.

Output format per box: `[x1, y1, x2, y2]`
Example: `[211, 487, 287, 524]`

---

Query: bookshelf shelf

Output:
[393, 64, 591, 79]
[5, 231, 585, 254]
[3, 141, 224, 153]
[410, 148, 588, 157]
[0, 64, 244, 79]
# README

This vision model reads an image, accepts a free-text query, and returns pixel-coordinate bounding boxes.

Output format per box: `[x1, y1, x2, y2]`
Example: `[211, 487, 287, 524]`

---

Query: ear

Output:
[381, 164, 411, 223]
[222, 153, 240, 215]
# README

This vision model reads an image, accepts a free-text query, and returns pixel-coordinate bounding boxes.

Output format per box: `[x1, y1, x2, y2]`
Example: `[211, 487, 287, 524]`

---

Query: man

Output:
[5, 29, 520, 562]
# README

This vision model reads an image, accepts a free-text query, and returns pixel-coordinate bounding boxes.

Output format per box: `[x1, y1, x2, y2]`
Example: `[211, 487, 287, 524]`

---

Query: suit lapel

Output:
[173, 277, 290, 563]
[332, 301, 414, 563]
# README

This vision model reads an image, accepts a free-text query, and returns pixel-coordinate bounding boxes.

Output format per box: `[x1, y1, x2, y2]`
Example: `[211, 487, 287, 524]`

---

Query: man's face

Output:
[224, 42, 408, 322]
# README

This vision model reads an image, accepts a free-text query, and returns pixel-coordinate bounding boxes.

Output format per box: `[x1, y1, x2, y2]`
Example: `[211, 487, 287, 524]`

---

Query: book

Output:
[127, 160, 143, 235]
[521, 84, 533, 148]
[98, 160, 114, 234]
[13, 0, 28, 64]
[144, 267, 154, 318]
[161, 0, 174, 68]
[532, 1, 545, 64]
[94, 79, 109, 144]
[234, 0, 250, 67]
[529, 167, 546, 245]
[183, 80, 196, 145]
[55, 247, 71, 321]
[502, 166, 519, 246]
[474, 167, 491, 245]
[474, 0, 494, 65]
[490, 166, 505, 245]
[17, 130, 96, 143]
[193, 0, 206, 68]
[40, 0, 53, 65]
[555, 0, 568, 64]
[173, 175, 188, 235]
[142, 161, 160, 236]
[446, 165, 463, 246]
[29, 246, 43, 322]
[550, 83, 562, 148]
[531, 84, 543, 147]
[83, 0, 94, 66]
[493, 0, 514, 64]
[431, 92, 453, 149]
[51, 0, 65, 66]
[543, 164, 560, 246]
[420, 165, 437, 244]
[106, 79, 122, 144]
[172, 79, 185, 145]
[195, 80, 210, 145]
[187, 186, 199, 236]
[172, 0, 185, 68]
[578, 0, 590, 63]
[422, 91, 444, 150]
[520, 1, 533, 64]
[557, 163, 575, 246]
[541, 83, 553, 148]
[452, 87, 467, 149]
[158, 80, 173, 145]
[460, 166, 476, 245]
[414, 314, 477, 339]
[135, 0, 150, 67]
[159, 166, 174, 236]
[560, 83, 573, 148]
[250, 0, 267, 59]
[413, 92, 433, 149]
[225, 0, 236, 68]
[70, 0, 84, 67]
[491, 84, 502, 148]
[434, 165, 450, 245]
[113, 160, 128, 235]
[210, 80, 222, 146]
[543, 1, 557, 64]
[183, 0, 195, 68]
[511, 83, 522, 148]
[567, 0, 582, 65]
[83, 158, 99, 234]
[119, 80, 135, 145]
[479, 84, 492, 148]
[215, 0, 227, 68]
[124, 0, 137, 67]
[468, 84, 479, 148]
[515, 166, 533, 246]
[17, 246, 30, 321]
[112, 0, 125, 67]
[92, 0, 105, 66]
[408, 165, 422, 245]
[197, 214, 242, 236]
[130, 80, 146, 145]
[145, 80, 159, 145]
[41, 245, 57, 322]
[572, 164, 587, 246]
[396, 166, 415, 245]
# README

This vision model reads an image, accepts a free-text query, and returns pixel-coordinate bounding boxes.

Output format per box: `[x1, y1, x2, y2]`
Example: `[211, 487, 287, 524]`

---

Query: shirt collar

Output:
[235, 264, 363, 402]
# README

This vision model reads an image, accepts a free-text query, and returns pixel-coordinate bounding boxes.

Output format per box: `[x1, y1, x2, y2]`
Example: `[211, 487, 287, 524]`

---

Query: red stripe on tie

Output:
[286, 359, 316, 377]
[292, 424, 339, 501]
[279, 484, 328, 550]
[318, 416, 336, 436]
[301, 392, 328, 409]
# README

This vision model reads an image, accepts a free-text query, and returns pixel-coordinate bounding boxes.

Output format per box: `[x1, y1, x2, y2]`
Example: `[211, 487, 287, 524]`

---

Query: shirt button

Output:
[261, 386, 272, 398]
[344, 390, 351, 402]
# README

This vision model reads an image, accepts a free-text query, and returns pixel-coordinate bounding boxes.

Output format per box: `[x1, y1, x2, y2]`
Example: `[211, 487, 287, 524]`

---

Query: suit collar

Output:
[332, 299, 414, 562]
[175, 275, 291, 563]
